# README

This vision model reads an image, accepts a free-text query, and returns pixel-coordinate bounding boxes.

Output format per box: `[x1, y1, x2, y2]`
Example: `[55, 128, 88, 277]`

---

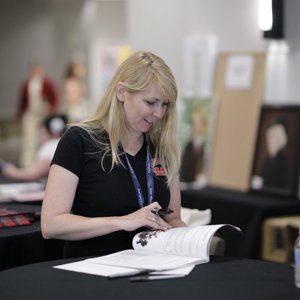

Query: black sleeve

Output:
[51, 126, 86, 176]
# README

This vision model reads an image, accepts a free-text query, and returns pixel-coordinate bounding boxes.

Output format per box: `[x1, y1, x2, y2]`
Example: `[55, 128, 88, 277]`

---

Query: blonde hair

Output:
[80, 51, 180, 185]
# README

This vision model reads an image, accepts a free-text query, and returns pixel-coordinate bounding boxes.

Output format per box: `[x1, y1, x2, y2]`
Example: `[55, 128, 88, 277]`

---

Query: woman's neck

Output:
[121, 134, 144, 156]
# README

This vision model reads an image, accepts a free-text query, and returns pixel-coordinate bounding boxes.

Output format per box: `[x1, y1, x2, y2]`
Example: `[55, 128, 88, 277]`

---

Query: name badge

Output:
[152, 159, 166, 177]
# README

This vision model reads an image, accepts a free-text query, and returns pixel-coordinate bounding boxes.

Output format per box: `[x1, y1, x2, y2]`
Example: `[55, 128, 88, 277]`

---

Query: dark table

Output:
[0, 256, 299, 300]
[0, 202, 63, 270]
[181, 187, 300, 259]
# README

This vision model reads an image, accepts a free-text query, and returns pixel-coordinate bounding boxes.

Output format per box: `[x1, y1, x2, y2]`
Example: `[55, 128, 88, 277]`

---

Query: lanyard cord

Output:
[124, 145, 154, 208]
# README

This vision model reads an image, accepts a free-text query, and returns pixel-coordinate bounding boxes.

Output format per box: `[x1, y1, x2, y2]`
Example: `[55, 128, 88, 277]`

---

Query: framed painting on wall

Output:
[250, 105, 300, 198]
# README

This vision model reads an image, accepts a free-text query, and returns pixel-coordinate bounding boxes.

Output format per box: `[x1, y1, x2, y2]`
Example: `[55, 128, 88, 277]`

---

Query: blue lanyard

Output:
[124, 145, 154, 208]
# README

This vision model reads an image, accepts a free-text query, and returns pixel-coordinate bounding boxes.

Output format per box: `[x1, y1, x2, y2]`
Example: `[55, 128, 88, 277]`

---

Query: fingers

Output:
[148, 210, 171, 231]
[132, 202, 171, 231]
[147, 201, 161, 210]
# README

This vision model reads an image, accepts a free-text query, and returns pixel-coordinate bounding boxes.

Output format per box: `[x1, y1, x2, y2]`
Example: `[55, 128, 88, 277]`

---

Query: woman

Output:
[16, 63, 58, 167]
[41, 51, 186, 258]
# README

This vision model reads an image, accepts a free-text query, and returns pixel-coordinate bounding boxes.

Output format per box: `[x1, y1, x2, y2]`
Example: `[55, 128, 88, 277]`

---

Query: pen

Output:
[130, 274, 186, 282]
[151, 208, 173, 216]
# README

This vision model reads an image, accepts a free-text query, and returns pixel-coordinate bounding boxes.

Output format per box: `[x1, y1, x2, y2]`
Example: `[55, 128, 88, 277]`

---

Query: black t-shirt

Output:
[51, 126, 170, 258]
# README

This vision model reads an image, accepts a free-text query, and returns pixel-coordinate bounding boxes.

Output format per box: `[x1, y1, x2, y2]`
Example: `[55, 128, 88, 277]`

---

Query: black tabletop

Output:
[0, 202, 63, 270]
[0, 256, 299, 300]
[181, 187, 300, 258]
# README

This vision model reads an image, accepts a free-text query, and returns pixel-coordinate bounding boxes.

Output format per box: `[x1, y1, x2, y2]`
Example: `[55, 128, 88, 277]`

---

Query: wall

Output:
[1, 0, 300, 119]
[0, 0, 126, 118]
[0, 0, 56, 117]
[127, 0, 300, 105]
[127, 0, 263, 101]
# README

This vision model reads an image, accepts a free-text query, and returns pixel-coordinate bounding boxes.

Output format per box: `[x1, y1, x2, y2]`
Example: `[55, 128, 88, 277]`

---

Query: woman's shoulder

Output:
[64, 124, 109, 147]
[57, 125, 91, 148]
[62, 125, 88, 140]
[65, 124, 87, 134]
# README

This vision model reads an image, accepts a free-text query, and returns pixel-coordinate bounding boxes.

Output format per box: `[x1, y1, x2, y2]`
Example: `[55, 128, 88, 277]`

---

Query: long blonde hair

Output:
[81, 51, 180, 185]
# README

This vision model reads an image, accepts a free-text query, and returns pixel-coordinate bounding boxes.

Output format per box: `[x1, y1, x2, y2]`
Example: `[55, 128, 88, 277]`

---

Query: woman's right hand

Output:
[119, 202, 172, 232]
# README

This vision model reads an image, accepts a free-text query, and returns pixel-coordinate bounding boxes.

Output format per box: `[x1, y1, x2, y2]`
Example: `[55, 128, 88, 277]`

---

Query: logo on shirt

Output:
[152, 159, 166, 177]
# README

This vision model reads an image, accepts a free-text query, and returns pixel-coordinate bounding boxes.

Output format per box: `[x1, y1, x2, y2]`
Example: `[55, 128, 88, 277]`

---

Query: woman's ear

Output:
[116, 82, 126, 102]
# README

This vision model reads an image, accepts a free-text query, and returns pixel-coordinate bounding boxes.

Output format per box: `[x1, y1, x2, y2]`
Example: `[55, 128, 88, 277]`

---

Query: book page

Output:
[132, 224, 234, 259]
[86, 249, 204, 271]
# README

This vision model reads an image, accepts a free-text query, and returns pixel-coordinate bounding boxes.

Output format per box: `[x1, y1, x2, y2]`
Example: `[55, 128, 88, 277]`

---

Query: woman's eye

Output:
[145, 100, 155, 106]
[144, 100, 170, 108]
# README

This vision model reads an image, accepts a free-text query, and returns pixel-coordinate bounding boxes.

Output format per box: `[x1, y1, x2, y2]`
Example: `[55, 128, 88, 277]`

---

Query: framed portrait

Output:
[250, 105, 300, 198]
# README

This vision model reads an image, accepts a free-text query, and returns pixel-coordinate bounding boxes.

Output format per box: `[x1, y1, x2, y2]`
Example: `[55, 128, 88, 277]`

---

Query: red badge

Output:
[152, 159, 166, 176]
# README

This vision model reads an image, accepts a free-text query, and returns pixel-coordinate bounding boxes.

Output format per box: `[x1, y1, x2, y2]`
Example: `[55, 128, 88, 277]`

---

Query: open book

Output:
[55, 224, 240, 278]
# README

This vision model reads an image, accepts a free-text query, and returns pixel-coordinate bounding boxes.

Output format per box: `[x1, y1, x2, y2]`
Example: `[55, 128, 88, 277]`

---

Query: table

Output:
[0, 202, 63, 270]
[0, 256, 299, 300]
[181, 187, 300, 259]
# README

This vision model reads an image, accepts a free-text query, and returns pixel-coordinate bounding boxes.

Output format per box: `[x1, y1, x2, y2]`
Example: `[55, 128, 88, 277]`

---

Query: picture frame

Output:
[250, 105, 300, 198]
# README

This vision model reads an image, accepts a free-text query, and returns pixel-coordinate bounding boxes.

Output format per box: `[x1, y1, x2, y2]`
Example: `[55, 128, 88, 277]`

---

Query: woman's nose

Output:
[153, 104, 165, 119]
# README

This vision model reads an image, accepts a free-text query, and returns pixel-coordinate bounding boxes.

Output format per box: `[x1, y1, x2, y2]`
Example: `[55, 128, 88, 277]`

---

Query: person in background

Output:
[41, 51, 186, 259]
[61, 61, 90, 124]
[0, 114, 67, 182]
[16, 63, 59, 167]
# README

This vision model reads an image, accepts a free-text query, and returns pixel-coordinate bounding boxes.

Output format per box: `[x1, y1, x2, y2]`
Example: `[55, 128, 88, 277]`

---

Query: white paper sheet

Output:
[225, 55, 254, 90]
[54, 260, 141, 278]
[54, 259, 195, 278]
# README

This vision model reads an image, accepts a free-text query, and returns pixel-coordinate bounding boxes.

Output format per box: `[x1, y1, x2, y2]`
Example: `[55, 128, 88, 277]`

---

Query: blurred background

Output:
[0, 0, 299, 170]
